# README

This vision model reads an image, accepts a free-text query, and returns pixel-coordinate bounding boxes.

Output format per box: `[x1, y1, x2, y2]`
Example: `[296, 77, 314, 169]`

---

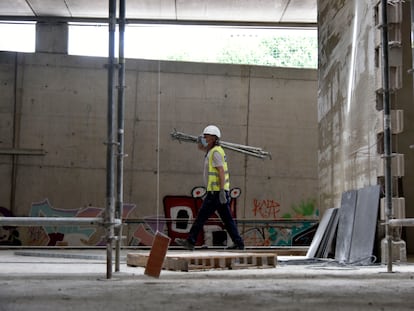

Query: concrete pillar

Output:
[35, 22, 68, 54]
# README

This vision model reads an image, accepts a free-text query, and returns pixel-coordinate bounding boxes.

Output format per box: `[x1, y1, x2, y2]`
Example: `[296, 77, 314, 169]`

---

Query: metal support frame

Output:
[0, 15, 317, 29]
[105, 0, 118, 280]
[389, 219, 414, 227]
[115, 0, 126, 273]
[0, 217, 121, 227]
[380, 0, 394, 273]
[0, 0, 126, 280]
[380, 0, 414, 271]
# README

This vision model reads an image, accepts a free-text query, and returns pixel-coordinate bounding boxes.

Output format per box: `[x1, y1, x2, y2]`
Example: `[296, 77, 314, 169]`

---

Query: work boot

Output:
[175, 238, 195, 251]
[226, 244, 245, 250]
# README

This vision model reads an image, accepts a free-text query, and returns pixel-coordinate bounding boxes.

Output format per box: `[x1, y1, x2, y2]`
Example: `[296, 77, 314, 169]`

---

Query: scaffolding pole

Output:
[115, 0, 126, 273]
[106, 0, 117, 279]
[0, 1, 122, 279]
[0, 0, 122, 280]
[380, 0, 394, 273]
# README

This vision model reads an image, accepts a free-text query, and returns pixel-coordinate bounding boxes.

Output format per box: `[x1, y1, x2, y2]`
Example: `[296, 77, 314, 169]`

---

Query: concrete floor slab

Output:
[1, 249, 414, 310]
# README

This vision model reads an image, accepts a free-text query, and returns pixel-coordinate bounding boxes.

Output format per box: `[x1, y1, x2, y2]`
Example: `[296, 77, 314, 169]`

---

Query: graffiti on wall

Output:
[158, 187, 240, 247]
[0, 191, 318, 247]
[24, 199, 136, 246]
[0, 199, 165, 247]
[246, 197, 318, 246]
[0, 207, 22, 246]
[252, 199, 281, 218]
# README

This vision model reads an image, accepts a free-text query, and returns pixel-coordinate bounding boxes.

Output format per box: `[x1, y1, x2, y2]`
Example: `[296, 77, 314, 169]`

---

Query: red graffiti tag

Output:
[252, 199, 281, 219]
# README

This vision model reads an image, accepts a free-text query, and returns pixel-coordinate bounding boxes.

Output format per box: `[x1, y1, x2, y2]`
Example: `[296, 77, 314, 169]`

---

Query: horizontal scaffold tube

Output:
[0, 217, 122, 227]
[388, 218, 414, 227]
[123, 218, 318, 224]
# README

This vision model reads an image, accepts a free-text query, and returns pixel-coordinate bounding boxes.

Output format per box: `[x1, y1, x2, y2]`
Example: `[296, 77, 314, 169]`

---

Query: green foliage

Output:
[216, 34, 317, 68]
[283, 198, 318, 218]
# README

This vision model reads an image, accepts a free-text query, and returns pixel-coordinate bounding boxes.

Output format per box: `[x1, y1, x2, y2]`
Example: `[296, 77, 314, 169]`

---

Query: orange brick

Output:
[144, 231, 171, 278]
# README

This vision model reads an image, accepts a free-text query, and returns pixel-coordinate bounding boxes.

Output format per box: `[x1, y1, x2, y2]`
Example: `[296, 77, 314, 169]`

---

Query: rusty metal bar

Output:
[0, 148, 46, 156]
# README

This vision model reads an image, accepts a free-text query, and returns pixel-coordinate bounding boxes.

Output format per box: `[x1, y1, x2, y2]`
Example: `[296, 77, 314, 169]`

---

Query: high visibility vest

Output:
[207, 146, 230, 191]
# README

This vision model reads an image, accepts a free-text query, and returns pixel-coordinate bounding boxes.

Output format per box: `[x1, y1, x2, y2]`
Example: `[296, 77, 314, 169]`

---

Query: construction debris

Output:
[170, 129, 272, 159]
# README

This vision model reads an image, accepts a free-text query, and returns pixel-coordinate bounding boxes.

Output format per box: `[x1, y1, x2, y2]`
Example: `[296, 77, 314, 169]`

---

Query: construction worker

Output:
[176, 125, 245, 250]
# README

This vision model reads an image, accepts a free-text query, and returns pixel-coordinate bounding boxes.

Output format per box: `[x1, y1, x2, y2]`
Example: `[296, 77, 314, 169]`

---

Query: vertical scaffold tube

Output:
[115, 0, 126, 272]
[381, 0, 393, 273]
[106, 0, 117, 279]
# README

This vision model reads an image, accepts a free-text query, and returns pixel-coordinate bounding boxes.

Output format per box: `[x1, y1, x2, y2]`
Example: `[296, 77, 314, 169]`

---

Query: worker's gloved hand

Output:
[219, 189, 228, 204]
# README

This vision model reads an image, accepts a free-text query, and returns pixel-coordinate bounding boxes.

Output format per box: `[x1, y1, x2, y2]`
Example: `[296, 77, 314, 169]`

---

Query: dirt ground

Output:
[1, 249, 414, 311]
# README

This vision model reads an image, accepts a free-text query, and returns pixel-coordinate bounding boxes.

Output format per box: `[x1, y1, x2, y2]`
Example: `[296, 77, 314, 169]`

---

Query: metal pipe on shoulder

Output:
[170, 129, 271, 159]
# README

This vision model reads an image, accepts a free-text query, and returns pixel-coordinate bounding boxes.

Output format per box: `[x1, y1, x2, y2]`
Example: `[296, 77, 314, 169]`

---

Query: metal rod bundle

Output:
[170, 129, 272, 159]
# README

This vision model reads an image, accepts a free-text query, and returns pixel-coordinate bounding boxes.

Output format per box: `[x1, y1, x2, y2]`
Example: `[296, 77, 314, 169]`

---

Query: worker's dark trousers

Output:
[188, 191, 244, 247]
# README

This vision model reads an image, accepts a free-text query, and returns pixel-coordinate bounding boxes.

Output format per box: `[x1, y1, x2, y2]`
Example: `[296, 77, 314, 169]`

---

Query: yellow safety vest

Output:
[207, 146, 230, 191]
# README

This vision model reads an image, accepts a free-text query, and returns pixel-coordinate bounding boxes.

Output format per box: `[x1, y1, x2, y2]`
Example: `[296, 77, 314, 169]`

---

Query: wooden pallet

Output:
[127, 251, 277, 272]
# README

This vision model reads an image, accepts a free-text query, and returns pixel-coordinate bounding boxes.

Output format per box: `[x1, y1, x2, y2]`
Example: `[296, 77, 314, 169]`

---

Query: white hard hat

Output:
[203, 125, 221, 138]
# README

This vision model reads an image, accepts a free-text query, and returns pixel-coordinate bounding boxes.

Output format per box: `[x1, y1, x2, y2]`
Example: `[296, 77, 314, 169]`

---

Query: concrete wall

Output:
[318, 0, 379, 210]
[318, 0, 414, 252]
[0, 51, 318, 245]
